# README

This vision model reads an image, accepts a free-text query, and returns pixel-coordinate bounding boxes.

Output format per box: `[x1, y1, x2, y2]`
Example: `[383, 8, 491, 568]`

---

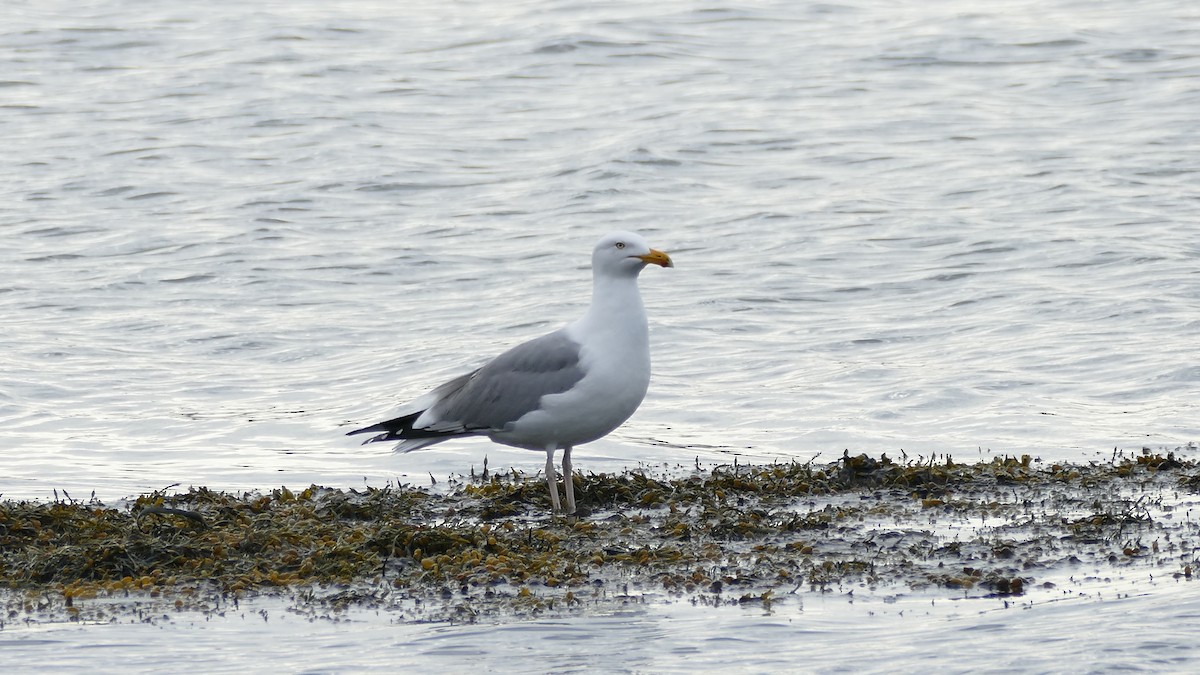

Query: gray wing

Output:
[427, 329, 586, 431]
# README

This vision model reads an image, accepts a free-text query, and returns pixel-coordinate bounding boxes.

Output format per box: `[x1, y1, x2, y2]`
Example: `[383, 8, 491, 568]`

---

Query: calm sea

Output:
[2, 0, 1198, 670]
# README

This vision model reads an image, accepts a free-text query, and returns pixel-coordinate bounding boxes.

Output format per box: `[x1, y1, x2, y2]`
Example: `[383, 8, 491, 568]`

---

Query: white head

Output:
[591, 231, 674, 278]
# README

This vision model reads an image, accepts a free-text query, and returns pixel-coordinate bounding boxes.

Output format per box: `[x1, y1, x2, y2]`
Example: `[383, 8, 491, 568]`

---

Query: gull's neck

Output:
[575, 270, 648, 339]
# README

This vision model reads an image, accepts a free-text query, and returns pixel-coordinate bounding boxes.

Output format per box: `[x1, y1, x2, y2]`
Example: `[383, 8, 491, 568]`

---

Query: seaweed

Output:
[2, 451, 1198, 625]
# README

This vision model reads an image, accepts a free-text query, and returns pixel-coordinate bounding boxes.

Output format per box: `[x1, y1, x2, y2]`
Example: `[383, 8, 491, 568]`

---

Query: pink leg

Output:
[544, 445, 562, 513]
[562, 445, 576, 515]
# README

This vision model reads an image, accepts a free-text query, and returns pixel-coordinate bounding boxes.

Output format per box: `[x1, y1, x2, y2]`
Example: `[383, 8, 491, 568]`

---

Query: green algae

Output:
[2, 451, 1198, 625]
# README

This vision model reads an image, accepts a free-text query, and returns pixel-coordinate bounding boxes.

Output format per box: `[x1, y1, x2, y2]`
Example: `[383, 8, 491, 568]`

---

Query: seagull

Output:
[347, 231, 673, 515]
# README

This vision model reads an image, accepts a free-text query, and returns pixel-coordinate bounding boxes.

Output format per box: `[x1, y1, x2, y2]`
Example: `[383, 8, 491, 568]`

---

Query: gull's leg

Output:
[544, 445, 562, 513]
[562, 445, 576, 515]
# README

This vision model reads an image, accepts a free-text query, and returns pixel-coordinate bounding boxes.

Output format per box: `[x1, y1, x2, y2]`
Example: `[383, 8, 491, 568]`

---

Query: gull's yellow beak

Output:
[638, 249, 674, 268]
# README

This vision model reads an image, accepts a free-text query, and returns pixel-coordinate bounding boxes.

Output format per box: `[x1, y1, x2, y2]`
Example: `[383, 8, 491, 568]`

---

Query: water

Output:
[2, 0, 1199, 669]
[4, 576, 1198, 672]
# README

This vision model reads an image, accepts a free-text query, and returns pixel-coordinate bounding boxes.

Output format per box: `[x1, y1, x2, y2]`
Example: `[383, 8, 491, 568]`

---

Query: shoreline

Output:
[3, 451, 1197, 626]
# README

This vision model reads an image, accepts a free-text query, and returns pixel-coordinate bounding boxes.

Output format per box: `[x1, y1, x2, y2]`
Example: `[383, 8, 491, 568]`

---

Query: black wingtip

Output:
[347, 409, 470, 444]
[347, 409, 484, 445]
[345, 422, 387, 437]
[345, 410, 421, 440]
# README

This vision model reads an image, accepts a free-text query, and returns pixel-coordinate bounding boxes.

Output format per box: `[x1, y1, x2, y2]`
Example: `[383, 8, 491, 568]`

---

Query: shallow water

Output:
[5, 575, 1198, 673]
[2, 0, 1199, 668]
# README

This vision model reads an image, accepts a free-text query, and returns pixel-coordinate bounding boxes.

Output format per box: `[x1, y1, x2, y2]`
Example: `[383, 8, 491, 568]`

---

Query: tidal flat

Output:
[2, 451, 1197, 627]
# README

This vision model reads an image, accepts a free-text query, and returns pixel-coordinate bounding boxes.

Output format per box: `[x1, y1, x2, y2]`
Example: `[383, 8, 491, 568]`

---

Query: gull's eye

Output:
[615, 242, 626, 250]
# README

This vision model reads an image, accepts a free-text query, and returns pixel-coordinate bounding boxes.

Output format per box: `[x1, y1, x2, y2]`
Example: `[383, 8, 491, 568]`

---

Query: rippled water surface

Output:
[2, 0, 1199, 668]
[4, 576, 1199, 673]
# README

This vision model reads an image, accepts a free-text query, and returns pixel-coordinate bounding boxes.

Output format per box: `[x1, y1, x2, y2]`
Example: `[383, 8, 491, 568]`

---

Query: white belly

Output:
[491, 321, 651, 450]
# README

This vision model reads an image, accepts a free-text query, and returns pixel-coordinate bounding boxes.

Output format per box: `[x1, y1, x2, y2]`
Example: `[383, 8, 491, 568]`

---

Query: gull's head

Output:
[592, 231, 674, 277]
